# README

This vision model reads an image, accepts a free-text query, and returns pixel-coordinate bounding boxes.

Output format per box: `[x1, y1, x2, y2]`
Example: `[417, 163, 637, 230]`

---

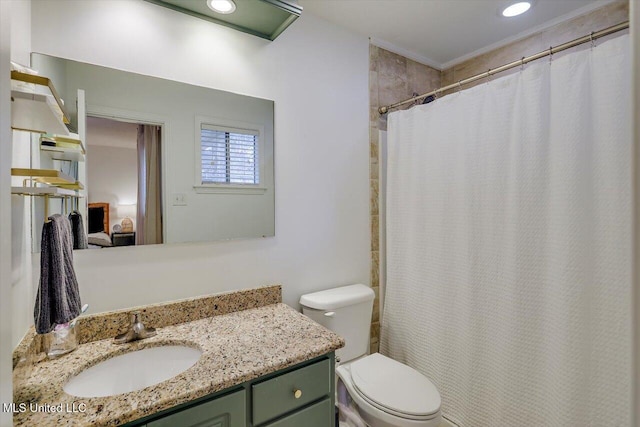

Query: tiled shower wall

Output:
[369, 0, 628, 352]
[368, 46, 441, 353]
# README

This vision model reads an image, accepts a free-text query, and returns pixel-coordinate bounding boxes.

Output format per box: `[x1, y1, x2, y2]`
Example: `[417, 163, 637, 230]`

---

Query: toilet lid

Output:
[350, 353, 441, 417]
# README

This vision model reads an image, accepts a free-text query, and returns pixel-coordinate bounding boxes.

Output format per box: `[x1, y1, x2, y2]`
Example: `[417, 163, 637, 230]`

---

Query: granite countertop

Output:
[13, 299, 344, 426]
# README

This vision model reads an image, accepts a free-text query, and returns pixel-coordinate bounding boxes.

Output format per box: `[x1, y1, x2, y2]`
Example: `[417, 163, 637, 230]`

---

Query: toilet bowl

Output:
[300, 284, 443, 427]
[337, 353, 441, 427]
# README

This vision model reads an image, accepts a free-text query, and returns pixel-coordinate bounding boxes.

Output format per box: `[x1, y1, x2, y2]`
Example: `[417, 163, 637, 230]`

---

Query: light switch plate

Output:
[171, 193, 187, 206]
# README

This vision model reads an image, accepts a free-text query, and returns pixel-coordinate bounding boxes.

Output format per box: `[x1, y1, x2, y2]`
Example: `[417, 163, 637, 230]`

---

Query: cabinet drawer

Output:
[263, 398, 332, 427]
[252, 358, 331, 425]
[147, 389, 246, 427]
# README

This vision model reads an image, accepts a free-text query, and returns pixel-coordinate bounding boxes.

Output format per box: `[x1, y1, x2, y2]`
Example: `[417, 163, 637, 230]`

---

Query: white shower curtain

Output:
[381, 35, 631, 427]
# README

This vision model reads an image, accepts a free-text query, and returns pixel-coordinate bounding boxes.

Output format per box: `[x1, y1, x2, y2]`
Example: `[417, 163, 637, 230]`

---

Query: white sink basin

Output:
[63, 345, 202, 398]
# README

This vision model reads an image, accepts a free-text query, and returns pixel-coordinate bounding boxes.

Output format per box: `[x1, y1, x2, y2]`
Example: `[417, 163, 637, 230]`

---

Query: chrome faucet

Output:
[114, 312, 157, 344]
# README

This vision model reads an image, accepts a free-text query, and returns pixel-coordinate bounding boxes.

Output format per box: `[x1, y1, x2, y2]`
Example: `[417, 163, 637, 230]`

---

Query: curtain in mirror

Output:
[137, 125, 163, 245]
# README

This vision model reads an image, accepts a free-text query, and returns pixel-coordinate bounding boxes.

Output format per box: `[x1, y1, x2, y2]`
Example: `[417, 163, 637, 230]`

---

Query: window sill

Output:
[193, 185, 267, 195]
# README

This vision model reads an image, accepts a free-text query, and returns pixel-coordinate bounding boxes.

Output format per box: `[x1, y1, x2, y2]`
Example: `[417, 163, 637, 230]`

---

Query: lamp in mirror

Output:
[117, 204, 136, 232]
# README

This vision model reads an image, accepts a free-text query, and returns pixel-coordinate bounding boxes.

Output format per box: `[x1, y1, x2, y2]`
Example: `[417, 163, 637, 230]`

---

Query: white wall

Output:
[87, 117, 138, 150]
[631, 0, 640, 424]
[28, 0, 370, 314]
[0, 1, 13, 425]
[4, 0, 33, 423]
[9, 0, 33, 349]
[87, 145, 138, 231]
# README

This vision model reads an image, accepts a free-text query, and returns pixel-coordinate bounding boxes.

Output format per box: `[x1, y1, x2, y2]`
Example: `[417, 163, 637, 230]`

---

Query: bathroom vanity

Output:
[12, 286, 344, 426]
[125, 354, 334, 427]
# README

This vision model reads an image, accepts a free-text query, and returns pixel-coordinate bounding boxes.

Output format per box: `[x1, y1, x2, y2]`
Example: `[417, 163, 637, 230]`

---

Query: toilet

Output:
[300, 284, 442, 427]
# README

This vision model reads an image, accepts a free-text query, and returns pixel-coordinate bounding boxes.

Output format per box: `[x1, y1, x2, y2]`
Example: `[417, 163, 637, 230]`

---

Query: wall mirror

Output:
[30, 53, 275, 252]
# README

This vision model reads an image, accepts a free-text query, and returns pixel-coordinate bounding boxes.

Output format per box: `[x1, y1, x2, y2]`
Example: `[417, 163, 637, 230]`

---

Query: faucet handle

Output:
[131, 311, 156, 338]
[114, 311, 156, 344]
[130, 311, 141, 324]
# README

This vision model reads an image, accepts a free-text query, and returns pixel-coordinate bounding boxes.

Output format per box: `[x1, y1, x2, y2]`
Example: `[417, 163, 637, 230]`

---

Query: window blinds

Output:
[200, 125, 259, 185]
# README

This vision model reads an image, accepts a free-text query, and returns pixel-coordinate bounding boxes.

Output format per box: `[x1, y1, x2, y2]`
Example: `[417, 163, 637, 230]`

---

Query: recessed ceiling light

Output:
[502, 2, 531, 17]
[207, 0, 236, 14]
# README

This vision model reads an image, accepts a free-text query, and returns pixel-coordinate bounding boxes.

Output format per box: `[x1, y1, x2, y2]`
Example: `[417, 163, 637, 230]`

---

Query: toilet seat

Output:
[345, 353, 441, 420]
[354, 385, 440, 421]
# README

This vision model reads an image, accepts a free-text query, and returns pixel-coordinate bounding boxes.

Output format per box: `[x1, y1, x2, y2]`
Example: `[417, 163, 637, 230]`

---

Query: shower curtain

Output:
[380, 35, 631, 427]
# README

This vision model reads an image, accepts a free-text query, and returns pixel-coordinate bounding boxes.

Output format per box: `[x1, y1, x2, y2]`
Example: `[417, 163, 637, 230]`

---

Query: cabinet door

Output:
[147, 389, 245, 427]
[252, 358, 330, 425]
[263, 399, 332, 427]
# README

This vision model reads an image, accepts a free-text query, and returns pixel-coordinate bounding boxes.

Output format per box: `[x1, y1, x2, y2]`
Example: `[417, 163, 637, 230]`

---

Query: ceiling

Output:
[87, 117, 138, 150]
[298, 0, 617, 69]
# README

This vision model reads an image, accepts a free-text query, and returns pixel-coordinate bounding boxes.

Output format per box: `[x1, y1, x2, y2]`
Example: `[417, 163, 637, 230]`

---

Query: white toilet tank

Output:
[300, 284, 375, 363]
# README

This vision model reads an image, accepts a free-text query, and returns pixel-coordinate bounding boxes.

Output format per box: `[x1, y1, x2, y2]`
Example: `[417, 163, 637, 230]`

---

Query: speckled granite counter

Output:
[12, 287, 344, 426]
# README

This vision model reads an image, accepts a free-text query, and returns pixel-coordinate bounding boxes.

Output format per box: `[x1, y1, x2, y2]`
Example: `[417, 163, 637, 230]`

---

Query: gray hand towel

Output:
[34, 214, 82, 334]
[68, 211, 88, 250]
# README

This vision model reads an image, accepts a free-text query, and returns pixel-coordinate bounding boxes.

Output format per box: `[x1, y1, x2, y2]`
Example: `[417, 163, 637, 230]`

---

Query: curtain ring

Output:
[457, 80, 462, 94]
[548, 46, 553, 64]
[520, 56, 525, 71]
[411, 92, 420, 106]
[486, 69, 491, 84]
[590, 31, 596, 48]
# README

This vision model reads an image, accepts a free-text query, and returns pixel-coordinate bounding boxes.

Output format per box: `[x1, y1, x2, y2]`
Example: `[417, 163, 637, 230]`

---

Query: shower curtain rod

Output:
[378, 20, 629, 115]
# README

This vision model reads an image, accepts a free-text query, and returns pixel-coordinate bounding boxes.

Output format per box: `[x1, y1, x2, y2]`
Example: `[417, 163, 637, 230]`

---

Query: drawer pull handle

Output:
[294, 389, 303, 399]
[324, 311, 335, 317]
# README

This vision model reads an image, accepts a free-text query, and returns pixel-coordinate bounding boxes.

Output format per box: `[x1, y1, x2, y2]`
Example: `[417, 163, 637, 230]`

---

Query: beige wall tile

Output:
[369, 44, 379, 72]
[370, 106, 381, 124]
[371, 249, 380, 287]
[372, 295, 380, 323]
[371, 214, 379, 252]
[378, 74, 409, 107]
[370, 158, 379, 180]
[370, 337, 379, 355]
[370, 130, 379, 158]
[372, 286, 380, 324]
[370, 179, 379, 216]
[441, 68, 455, 88]
[370, 321, 380, 340]
[407, 58, 441, 97]
[369, 70, 379, 108]
[369, 145, 378, 164]
[378, 48, 408, 78]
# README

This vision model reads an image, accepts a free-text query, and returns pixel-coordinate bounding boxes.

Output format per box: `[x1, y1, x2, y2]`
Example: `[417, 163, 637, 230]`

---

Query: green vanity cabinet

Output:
[263, 399, 332, 427]
[128, 353, 335, 427]
[146, 389, 246, 427]
[252, 358, 331, 425]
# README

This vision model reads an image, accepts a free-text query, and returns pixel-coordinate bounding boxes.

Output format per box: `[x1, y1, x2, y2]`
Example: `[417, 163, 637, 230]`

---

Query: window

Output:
[200, 124, 259, 185]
